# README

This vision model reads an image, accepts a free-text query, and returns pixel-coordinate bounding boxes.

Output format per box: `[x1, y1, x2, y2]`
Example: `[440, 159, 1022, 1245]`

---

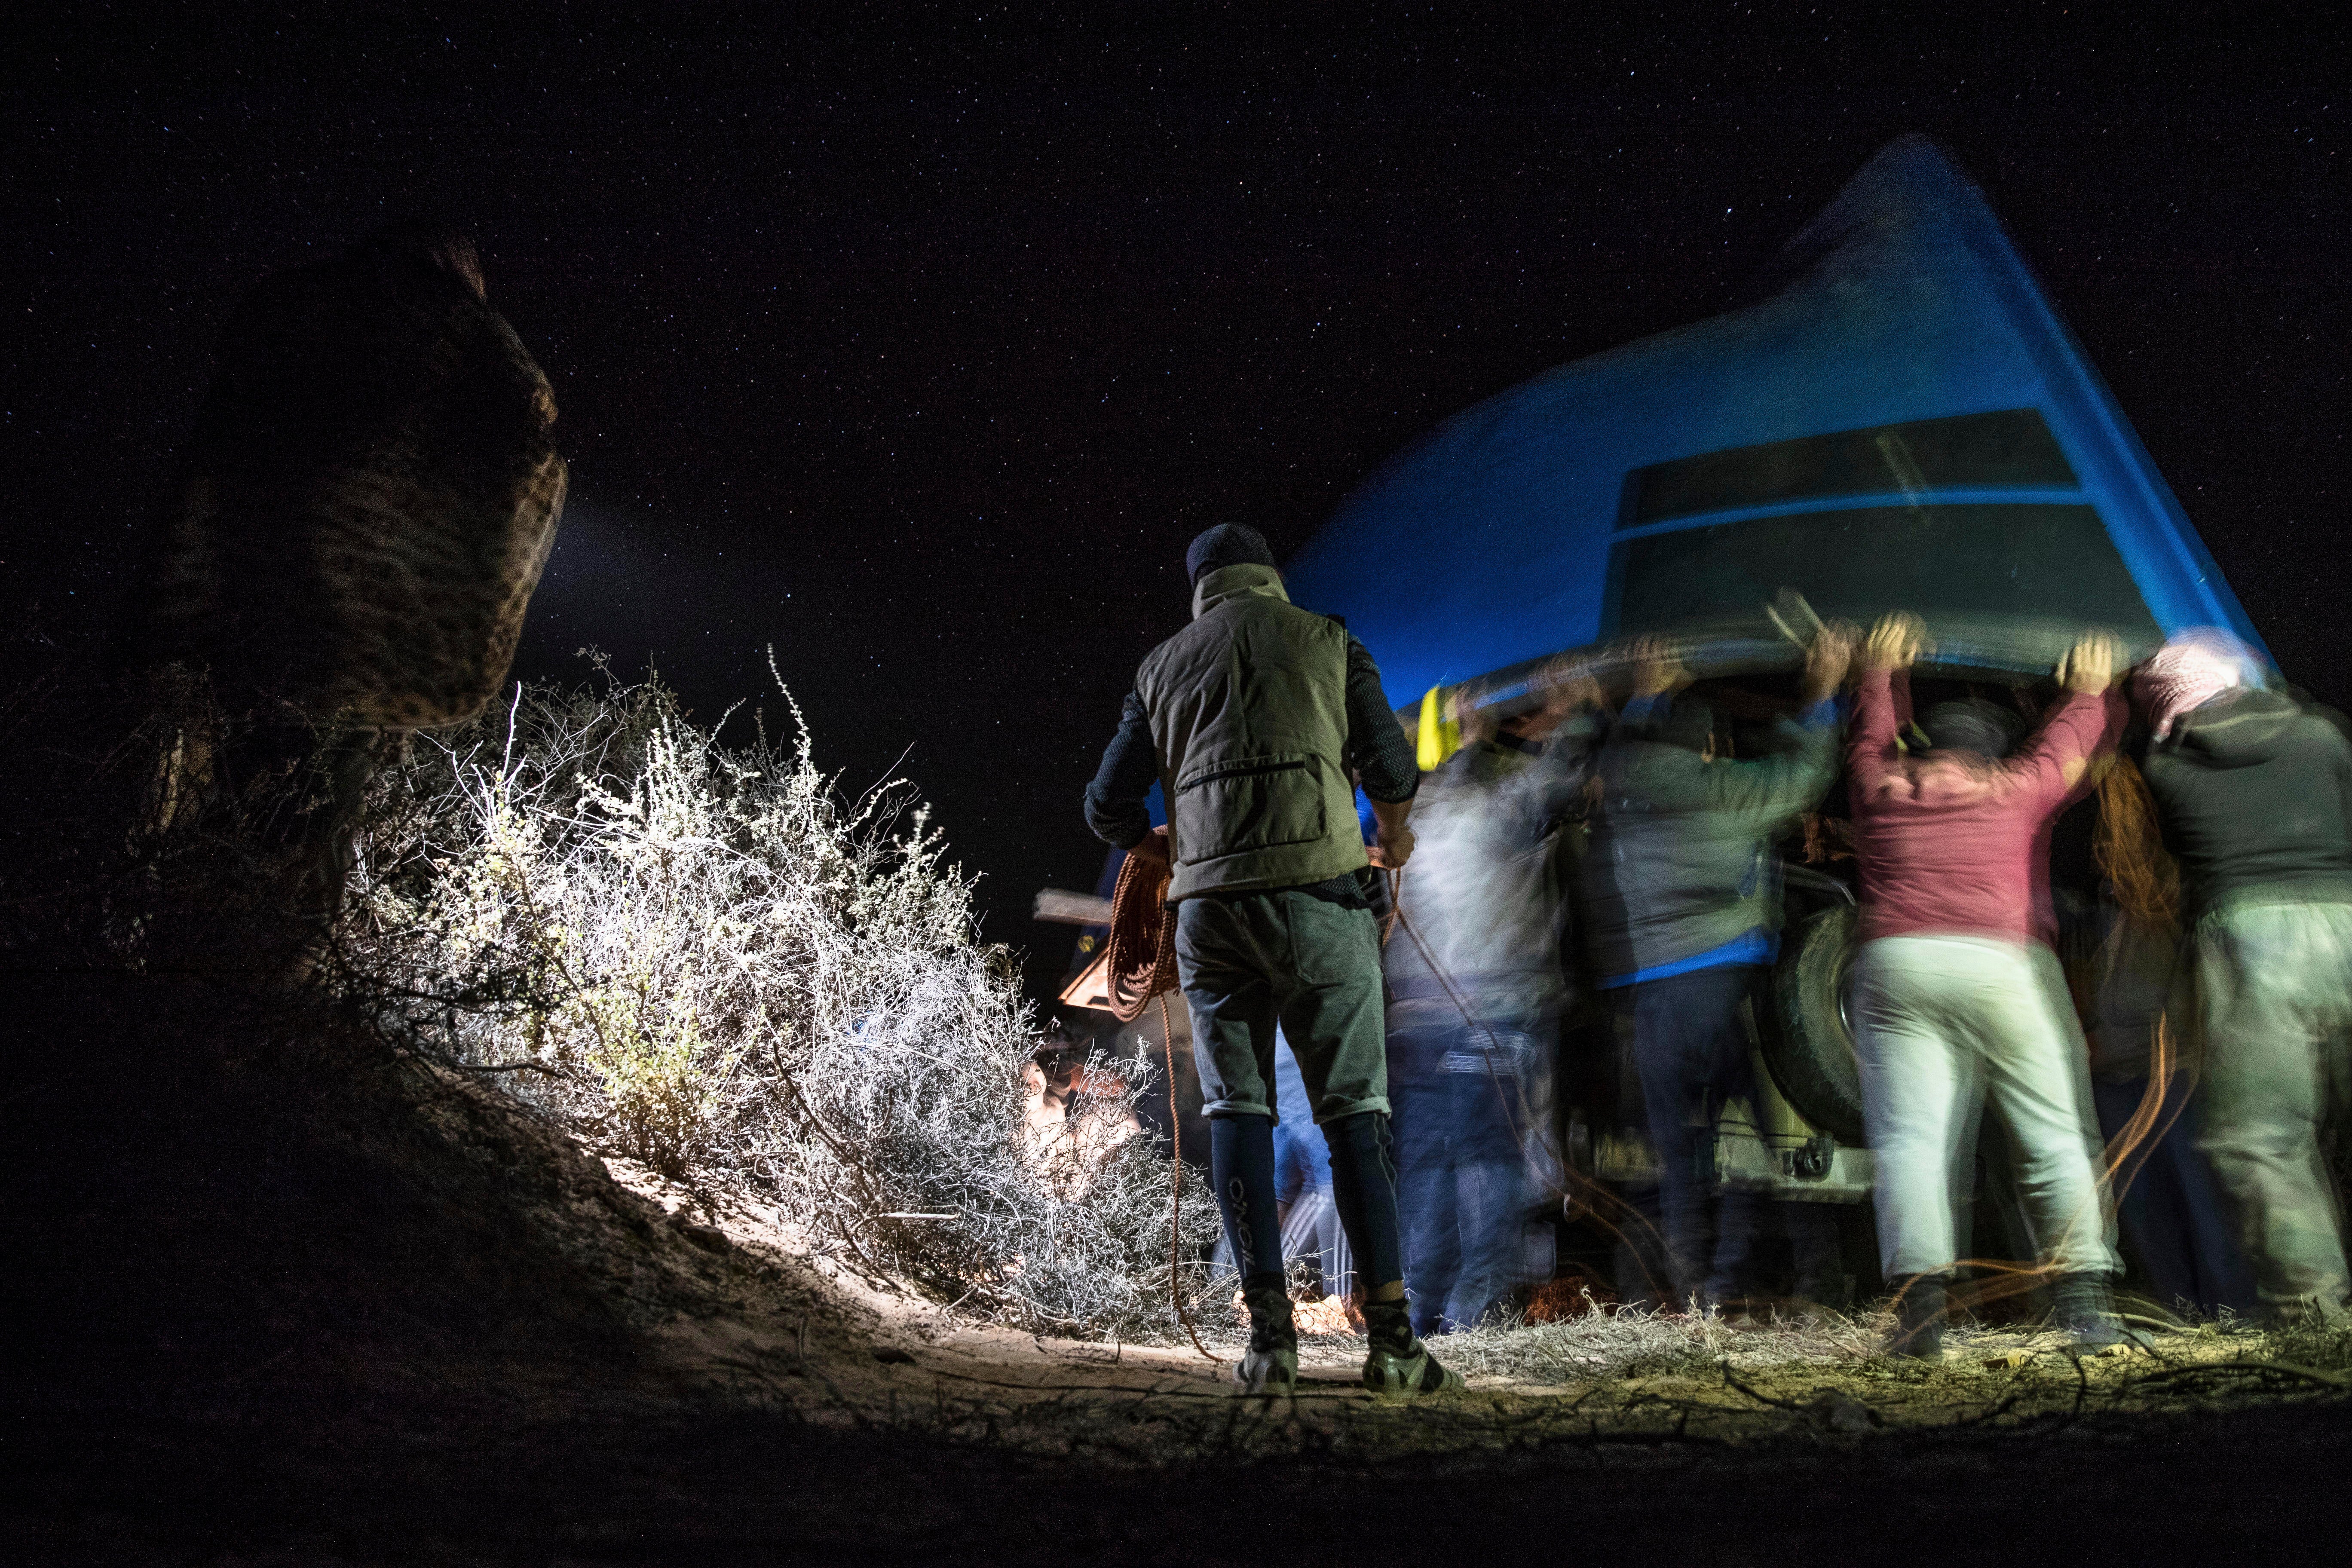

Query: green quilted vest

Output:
[1134, 563, 1369, 900]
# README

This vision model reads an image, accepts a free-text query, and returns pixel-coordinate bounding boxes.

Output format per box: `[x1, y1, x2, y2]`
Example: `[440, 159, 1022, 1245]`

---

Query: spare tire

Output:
[1765, 903, 1868, 1144]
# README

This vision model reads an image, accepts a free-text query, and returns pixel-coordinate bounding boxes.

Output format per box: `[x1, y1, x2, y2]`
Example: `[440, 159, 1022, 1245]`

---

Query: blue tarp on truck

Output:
[1283, 135, 2261, 710]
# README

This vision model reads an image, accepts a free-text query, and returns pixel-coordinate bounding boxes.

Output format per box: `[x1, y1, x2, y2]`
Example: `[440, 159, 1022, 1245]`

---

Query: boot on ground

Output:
[1885, 1273, 1949, 1360]
[1235, 1277, 1298, 1395]
[1361, 1297, 1463, 1397]
[2049, 1272, 2138, 1352]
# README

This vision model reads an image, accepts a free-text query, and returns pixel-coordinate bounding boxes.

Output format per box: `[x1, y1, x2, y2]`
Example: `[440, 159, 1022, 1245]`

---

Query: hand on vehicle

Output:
[1860, 612, 1926, 674]
[2057, 630, 2120, 694]
[1627, 634, 1693, 699]
[1801, 621, 1858, 701]
[1510, 657, 1602, 738]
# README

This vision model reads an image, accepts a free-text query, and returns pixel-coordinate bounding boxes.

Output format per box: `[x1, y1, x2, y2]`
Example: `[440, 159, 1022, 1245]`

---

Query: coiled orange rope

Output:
[1105, 848, 1178, 1026]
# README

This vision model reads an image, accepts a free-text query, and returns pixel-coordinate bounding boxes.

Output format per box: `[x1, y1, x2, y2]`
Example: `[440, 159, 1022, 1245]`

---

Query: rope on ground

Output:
[1106, 846, 1218, 1363]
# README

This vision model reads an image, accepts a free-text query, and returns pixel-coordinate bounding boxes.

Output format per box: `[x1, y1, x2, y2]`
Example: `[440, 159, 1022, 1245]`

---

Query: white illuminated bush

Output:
[345, 661, 1221, 1341]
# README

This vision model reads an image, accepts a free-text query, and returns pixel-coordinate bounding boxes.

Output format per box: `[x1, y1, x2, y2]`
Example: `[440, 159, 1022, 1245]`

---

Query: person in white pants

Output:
[1847, 613, 2128, 1356]
[1854, 940, 2119, 1287]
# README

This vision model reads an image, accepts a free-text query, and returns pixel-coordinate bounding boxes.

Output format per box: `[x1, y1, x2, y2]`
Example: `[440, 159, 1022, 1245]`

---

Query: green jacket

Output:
[1578, 711, 1838, 981]
[1135, 563, 1368, 900]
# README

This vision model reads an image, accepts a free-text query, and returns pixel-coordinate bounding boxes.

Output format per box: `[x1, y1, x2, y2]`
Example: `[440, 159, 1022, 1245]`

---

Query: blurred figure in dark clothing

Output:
[1577, 628, 1850, 1309]
[2132, 628, 2352, 1324]
[1386, 665, 1604, 1333]
[2076, 886, 2257, 1317]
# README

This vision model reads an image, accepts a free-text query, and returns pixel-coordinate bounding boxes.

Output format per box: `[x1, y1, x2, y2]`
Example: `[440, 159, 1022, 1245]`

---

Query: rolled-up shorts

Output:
[1176, 887, 1390, 1125]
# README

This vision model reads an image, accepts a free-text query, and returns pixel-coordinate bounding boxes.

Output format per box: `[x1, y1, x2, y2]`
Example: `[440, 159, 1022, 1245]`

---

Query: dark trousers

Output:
[1178, 890, 1404, 1293]
[2093, 1075, 2259, 1317]
[1626, 964, 1766, 1305]
[1391, 1028, 1531, 1334]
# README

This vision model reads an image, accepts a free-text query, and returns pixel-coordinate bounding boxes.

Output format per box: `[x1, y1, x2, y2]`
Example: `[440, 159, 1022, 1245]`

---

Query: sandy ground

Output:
[595, 1152, 2352, 1465]
[8, 976, 2350, 1562]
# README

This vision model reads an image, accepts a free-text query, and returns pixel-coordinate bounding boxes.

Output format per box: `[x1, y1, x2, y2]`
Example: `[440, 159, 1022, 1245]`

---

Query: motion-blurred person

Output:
[1084, 523, 1461, 1397]
[1848, 613, 2126, 1356]
[1386, 669, 1604, 1333]
[1578, 628, 1850, 1310]
[2130, 629, 2352, 1324]
[2075, 883, 2257, 1318]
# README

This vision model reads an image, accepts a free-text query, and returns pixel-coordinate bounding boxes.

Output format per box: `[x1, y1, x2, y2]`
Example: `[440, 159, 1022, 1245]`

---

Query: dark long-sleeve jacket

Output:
[1085, 628, 1415, 851]
[1577, 696, 1839, 981]
[2135, 686, 2352, 919]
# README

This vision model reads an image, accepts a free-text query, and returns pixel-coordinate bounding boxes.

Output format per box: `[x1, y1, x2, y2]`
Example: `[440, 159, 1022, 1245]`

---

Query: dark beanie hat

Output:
[1920, 698, 2023, 760]
[1185, 523, 1276, 585]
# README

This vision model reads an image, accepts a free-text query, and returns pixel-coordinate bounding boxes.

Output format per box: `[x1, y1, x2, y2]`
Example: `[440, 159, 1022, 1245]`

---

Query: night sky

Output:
[6, 9, 2346, 1004]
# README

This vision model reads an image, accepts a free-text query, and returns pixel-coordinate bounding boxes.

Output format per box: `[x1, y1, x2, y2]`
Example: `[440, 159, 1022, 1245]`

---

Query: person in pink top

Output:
[1847, 611, 2128, 1357]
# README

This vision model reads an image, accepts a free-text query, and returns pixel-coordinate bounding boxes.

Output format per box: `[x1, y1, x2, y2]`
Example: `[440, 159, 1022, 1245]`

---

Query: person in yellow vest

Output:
[1085, 523, 1460, 1397]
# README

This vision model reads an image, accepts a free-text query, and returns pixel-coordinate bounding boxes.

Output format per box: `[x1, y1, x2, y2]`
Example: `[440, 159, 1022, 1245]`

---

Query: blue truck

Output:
[1279, 135, 2263, 1303]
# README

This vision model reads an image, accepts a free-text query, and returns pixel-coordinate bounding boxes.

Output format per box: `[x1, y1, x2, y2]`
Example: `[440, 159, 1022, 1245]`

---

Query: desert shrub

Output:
[343, 660, 1222, 1341]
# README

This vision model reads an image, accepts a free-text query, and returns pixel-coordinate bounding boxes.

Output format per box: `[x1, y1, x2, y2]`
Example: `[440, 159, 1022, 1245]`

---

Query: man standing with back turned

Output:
[1085, 523, 1461, 1397]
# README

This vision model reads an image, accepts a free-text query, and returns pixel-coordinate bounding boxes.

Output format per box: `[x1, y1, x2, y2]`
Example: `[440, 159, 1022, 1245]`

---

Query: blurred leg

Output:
[2095, 1075, 2259, 1314]
[1783, 1201, 1851, 1308]
[1442, 1058, 1529, 1329]
[1979, 943, 2120, 1278]
[2194, 903, 2352, 1314]
[1705, 1187, 1770, 1306]
[1629, 966, 1758, 1303]
[1694, 966, 1767, 1303]
[1629, 973, 1712, 1301]
[1854, 940, 1972, 1279]
[1388, 1071, 1459, 1334]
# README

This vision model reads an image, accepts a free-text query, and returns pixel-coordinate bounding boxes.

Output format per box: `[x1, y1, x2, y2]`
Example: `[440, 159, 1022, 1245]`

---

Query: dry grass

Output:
[342, 659, 1223, 1343]
[1433, 1302, 1873, 1383]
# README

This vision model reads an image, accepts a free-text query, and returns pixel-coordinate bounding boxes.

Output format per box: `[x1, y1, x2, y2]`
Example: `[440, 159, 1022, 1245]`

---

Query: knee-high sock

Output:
[1325, 1111, 1408, 1293]
[1210, 1113, 1284, 1285]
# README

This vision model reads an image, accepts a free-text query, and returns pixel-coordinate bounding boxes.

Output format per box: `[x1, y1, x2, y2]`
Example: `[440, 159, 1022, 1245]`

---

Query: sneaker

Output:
[1361, 1299, 1464, 1397]
[1235, 1280, 1298, 1395]
[1885, 1274, 1948, 1360]
[2049, 1272, 2140, 1351]
[1236, 1342, 1299, 1394]
[1362, 1341, 1464, 1396]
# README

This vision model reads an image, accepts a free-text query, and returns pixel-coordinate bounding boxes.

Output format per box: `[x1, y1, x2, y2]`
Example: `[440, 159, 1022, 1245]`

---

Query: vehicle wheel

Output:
[1765, 903, 1868, 1145]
